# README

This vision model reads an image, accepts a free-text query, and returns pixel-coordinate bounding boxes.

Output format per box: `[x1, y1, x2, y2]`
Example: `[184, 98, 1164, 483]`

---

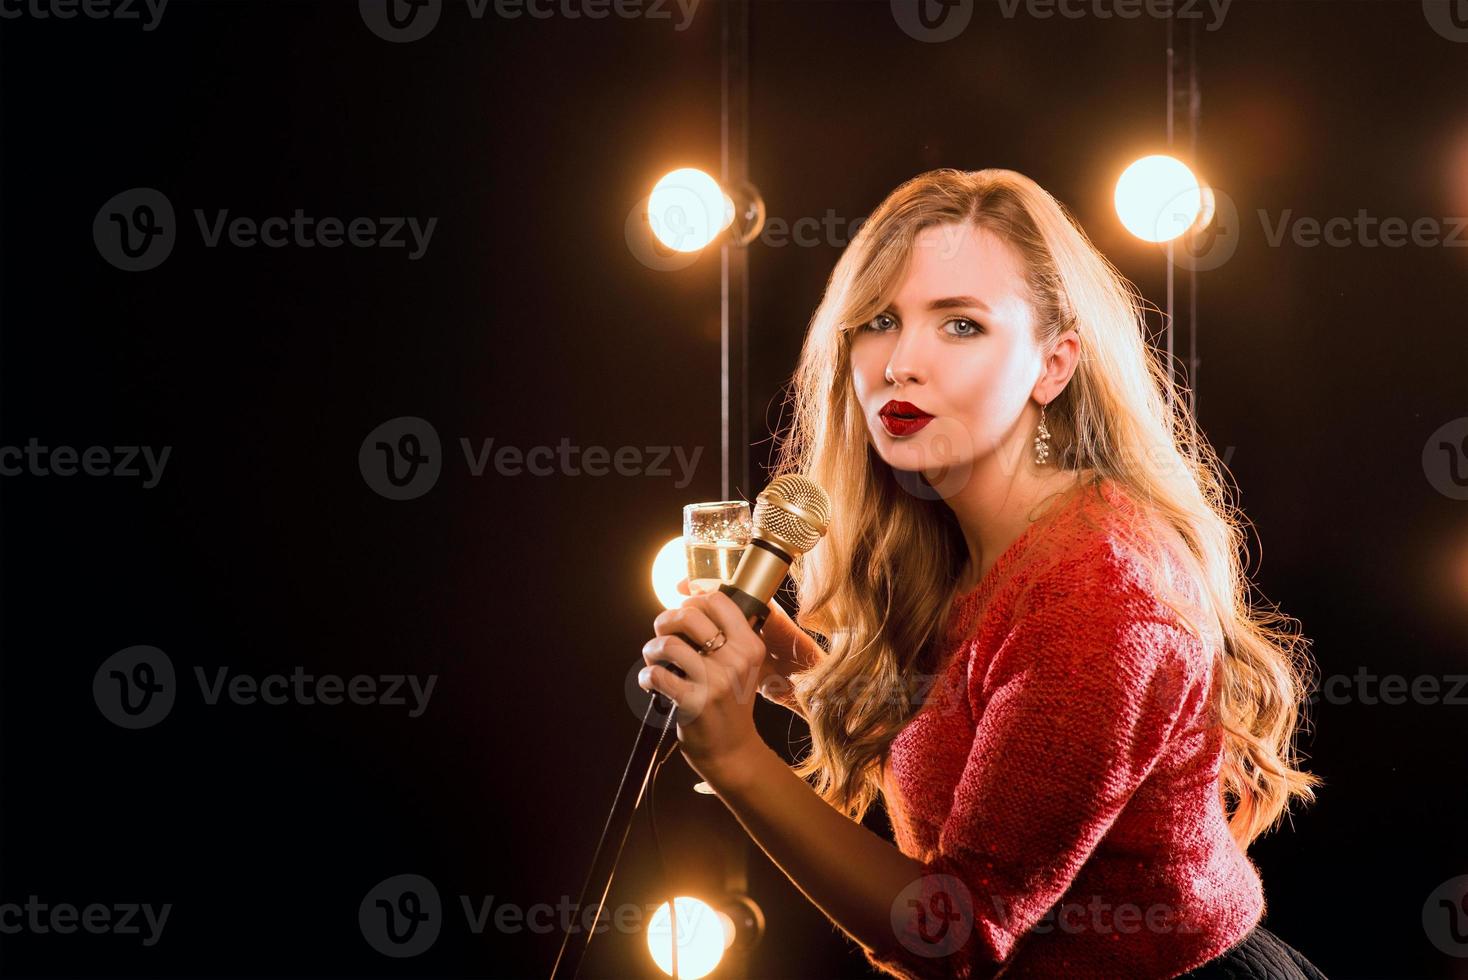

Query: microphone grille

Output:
[753, 474, 831, 555]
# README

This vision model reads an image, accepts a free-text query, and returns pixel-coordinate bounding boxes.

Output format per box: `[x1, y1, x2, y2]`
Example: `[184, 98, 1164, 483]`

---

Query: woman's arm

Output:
[696, 737, 928, 964]
[640, 590, 929, 967]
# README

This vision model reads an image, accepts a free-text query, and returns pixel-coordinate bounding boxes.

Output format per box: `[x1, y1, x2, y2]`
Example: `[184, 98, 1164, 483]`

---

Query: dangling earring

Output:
[1033, 401, 1052, 465]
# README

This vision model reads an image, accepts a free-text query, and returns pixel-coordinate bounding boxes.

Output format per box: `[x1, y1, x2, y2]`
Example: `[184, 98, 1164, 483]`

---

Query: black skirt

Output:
[1174, 924, 1328, 979]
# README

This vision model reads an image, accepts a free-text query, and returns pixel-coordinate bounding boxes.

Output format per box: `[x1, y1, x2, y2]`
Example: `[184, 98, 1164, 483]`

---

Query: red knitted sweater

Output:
[861, 477, 1265, 979]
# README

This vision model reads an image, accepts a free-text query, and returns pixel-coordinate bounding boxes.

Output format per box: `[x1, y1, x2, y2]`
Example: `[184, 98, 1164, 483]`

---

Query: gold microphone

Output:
[651, 474, 829, 709]
[714, 474, 831, 628]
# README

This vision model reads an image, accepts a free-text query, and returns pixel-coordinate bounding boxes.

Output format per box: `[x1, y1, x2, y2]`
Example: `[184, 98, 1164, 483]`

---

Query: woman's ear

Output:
[1035, 328, 1081, 403]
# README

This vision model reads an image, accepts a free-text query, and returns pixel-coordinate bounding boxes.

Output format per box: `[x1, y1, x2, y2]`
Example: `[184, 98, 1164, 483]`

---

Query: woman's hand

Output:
[756, 597, 822, 719]
[639, 585, 768, 781]
[671, 579, 820, 718]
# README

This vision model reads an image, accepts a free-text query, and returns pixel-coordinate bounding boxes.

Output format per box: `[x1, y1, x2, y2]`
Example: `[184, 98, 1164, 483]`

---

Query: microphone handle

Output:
[716, 581, 772, 630]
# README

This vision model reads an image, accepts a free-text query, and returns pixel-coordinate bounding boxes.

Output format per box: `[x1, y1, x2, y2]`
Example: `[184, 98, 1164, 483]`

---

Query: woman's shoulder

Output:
[1015, 477, 1208, 629]
[980, 483, 1217, 706]
[946, 475, 1212, 655]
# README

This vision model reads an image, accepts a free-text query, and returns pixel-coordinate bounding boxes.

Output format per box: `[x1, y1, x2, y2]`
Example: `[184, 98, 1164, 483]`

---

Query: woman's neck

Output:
[949, 465, 1096, 594]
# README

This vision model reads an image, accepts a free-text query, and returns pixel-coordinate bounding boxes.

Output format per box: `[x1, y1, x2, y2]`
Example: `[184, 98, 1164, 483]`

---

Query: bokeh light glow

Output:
[1115, 155, 1204, 243]
[648, 168, 735, 253]
[651, 536, 688, 611]
[646, 896, 735, 979]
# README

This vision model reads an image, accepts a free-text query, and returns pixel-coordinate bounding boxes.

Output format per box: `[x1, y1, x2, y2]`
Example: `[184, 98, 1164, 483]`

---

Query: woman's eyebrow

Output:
[888, 295, 992, 314]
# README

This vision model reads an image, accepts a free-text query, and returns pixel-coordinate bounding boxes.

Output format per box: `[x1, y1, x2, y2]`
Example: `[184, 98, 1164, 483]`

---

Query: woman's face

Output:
[849, 222, 1047, 482]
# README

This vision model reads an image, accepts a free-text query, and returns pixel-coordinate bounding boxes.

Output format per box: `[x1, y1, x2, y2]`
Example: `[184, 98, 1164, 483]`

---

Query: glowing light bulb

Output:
[651, 536, 688, 611]
[1115, 155, 1204, 243]
[648, 168, 735, 253]
[646, 896, 734, 979]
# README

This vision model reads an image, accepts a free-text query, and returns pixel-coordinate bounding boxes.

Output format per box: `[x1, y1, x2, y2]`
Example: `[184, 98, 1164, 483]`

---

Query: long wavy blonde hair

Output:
[770, 168, 1321, 850]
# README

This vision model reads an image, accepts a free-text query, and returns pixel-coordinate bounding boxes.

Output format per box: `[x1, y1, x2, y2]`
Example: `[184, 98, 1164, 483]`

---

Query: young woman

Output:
[637, 169, 1326, 978]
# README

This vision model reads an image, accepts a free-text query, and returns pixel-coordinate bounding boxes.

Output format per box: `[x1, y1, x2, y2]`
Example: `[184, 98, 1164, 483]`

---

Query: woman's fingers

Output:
[676, 577, 719, 596]
[762, 601, 822, 672]
[641, 591, 773, 722]
[642, 634, 706, 680]
[639, 660, 696, 707]
[640, 634, 715, 720]
[652, 604, 720, 649]
[682, 591, 750, 649]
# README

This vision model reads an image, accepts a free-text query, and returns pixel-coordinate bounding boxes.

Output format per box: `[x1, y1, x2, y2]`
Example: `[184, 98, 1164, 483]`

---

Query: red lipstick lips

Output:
[879, 400, 934, 436]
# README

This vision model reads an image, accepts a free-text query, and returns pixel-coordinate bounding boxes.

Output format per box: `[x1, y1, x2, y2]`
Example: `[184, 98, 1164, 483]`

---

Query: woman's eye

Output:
[862, 314, 980, 336]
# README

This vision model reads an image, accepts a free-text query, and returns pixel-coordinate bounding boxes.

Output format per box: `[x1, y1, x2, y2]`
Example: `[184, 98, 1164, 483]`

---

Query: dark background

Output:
[2, 0, 1466, 977]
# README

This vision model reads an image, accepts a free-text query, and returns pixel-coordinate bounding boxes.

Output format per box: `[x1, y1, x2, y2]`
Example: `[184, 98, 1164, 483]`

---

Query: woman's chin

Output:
[874, 439, 977, 481]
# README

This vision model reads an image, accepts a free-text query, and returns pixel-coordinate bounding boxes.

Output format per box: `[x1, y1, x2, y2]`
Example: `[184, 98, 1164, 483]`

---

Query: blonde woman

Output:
[637, 169, 1326, 978]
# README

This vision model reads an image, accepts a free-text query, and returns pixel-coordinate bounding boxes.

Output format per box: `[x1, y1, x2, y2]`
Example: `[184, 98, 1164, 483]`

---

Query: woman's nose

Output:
[884, 363, 922, 387]
[884, 335, 927, 387]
